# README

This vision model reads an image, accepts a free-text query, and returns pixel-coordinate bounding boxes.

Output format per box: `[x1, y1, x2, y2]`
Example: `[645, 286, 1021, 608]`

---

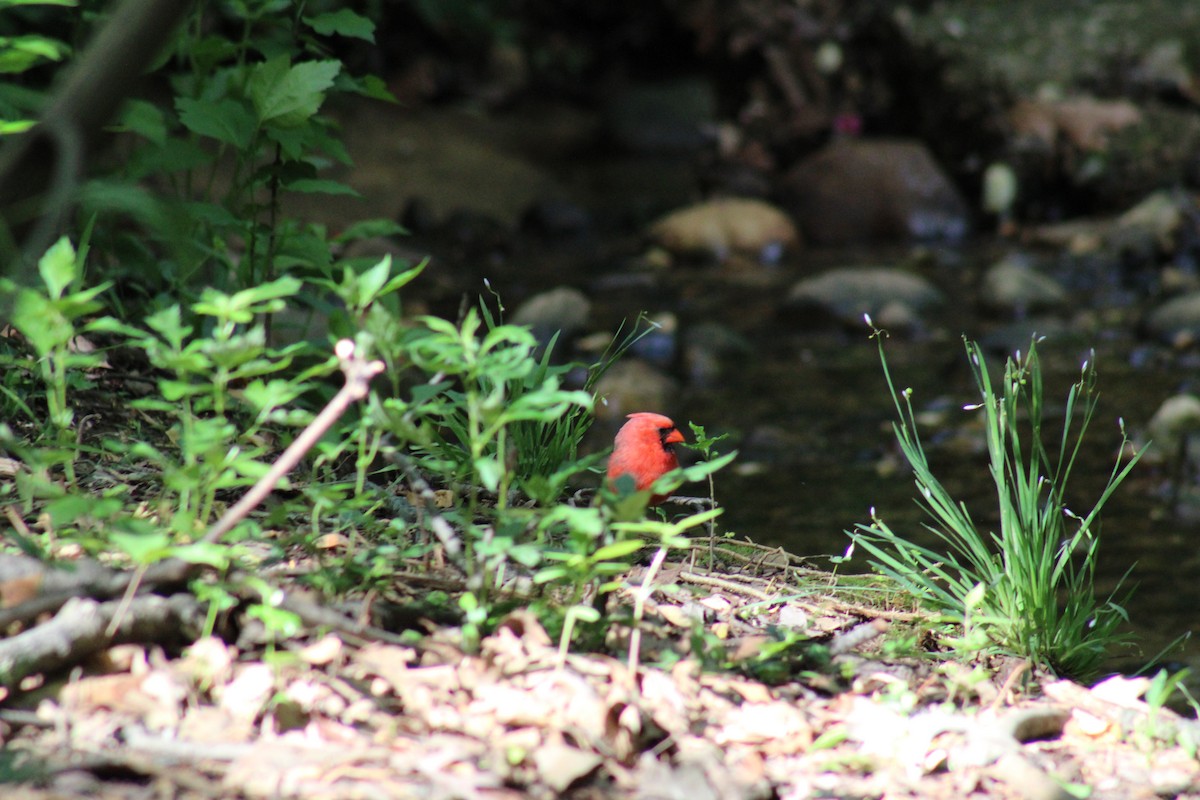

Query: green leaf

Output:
[12, 290, 70, 355]
[0, 35, 69, 73]
[109, 530, 173, 564]
[116, 99, 167, 144]
[0, 119, 35, 135]
[36, 235, 76, 299]
[475, 456, 503, 491]
[333, 219, 408, 242]
[284, 178, 359, 196]
[176, 97, 255, 149]
[169, 542, 230, 569]
[248, 57, 340, 128]
[144, 305, 191, 351]
[304, 9, 375, 42]
[591, 539, 646, 562]
[342, 73, 397, 103]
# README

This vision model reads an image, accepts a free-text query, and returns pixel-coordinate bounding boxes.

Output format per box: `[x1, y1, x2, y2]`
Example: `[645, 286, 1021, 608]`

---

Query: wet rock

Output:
[442, 209, 512, 263]
[593, 360, 679, 425]
[782, 267, 945, 331]
[979, 318, 1074, 356]
[1010, 97, 1142, 152]
[1023, 190, 1191, 270]
[681, 322, 753, 387]
[1143, 291, 1200, 346]
[520, 199, 593, 239]
[778, 139, 969, 245]
[628, 312, 678, 369]
[604, 78, 717, 154]
[649, 197, 800, 264]
[980, 254, 1067, 315]
[511, 287, 592, 353]
[401, 197, 437, 234]
[1146, 394, 1200, 462]
[1109, 190, 1188, 259]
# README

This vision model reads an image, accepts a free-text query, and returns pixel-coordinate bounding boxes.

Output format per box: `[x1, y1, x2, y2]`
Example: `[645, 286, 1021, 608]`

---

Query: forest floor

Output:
[2, 535, 1198, 800]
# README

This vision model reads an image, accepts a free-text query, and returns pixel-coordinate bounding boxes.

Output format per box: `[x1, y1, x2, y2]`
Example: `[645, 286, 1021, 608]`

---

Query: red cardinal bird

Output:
[606, 412, 685, 505]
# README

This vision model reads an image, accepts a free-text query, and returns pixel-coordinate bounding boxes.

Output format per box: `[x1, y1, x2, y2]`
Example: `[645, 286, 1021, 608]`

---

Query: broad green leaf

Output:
[144, 305, 192, 351]
[109, 530, 173, 564]
[475, 456, 503, 491]
[36, 236, 76, 299]
[13, 290, 70, 354]
[333, 219, 407, 242]
[284, 178, 359, 196]
[0, 35, 68, 72]
[342, 73, 397, 103]
[248, 57, 340, 128]
[116, 99, 167, 144]
[170, 542, 230, 569]
[176, 97, 255, 148]
[353, 256, 393, 306]
[304, 9, 375, 41]
[591, 539, 646, 562]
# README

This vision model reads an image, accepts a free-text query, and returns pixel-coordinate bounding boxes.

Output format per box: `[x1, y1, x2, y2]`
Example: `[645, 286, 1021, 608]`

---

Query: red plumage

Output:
[606, 412, 685, 505]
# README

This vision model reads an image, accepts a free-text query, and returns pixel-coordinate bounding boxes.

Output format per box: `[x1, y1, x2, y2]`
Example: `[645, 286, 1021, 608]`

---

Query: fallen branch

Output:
[0, 594, 202, 688]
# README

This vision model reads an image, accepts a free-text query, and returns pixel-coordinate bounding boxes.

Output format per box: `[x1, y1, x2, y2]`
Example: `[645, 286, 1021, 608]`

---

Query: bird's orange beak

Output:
[663, 427, 685, 445]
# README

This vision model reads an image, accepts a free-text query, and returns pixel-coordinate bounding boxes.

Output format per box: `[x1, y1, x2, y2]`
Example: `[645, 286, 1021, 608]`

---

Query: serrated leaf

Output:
[36, 235, 76, 299]
[176, 97, 255, 148]
[304, 9, 375, 41]
[248, 57, 340, 128]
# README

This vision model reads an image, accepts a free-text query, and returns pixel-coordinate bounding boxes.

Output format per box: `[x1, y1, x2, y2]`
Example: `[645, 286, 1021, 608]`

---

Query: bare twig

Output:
[202, 339, 384, 545]
[628, 547, 668, 684]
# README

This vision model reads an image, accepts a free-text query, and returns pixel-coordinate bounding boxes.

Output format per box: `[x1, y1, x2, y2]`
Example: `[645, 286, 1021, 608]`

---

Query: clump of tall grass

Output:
[851, 330, 1141, 680]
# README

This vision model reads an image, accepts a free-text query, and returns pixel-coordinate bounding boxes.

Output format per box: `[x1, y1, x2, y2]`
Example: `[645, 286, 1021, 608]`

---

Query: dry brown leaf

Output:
[1010, 97, 1142, 151]
[713, 702, 812, 753]
[658, 604, 694, 627]
[1089, 674, 1150, 707]
[179, 705, 254, 743]
[639, 669, 690, 737]
[314, 533, 347, 550]
[532, 739, 603, 793]
[60, 674, 148, 714]
[180, 636, 236, 690]
[698, 594, 733, 613]
[1065, 708, 1115, 739]
[298, 635, 343, 666]
[219, 663, 275, 723]
[351, 642, 419, 691]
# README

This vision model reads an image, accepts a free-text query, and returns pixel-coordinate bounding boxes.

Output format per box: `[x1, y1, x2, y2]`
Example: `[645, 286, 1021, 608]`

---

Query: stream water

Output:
[316, 102, 1200, 680]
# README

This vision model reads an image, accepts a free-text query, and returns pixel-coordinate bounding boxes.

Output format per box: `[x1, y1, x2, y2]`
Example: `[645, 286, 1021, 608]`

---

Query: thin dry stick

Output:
[628, 546, 668, 687]
[202, 339, 384, 545]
